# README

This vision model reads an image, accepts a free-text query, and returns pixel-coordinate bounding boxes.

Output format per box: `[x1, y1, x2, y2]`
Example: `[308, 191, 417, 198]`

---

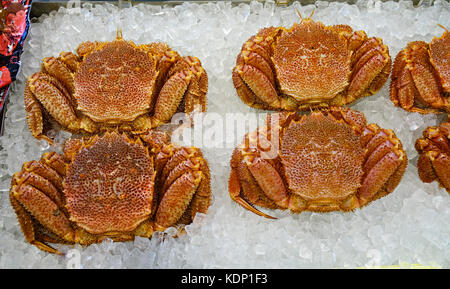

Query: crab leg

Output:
[152, 56, 207, 127]
[369, 57, 392, 94]
[12, 170, 65, 210]
[234, 64, 280, 108]
[144, 43, 181, 113]
[154, 144, 176, 173]
[245, 157, 289, 208]
[59, 51, 80, 72]
[139, 130, 171, 150]
[26, 73, 80, 132]
[227, 113, 309, 218]
[160, 148, 199, 182]
[237, 51, 276, 86]
[12, 184, 73, 241]
[152, 144, 211, 229]
[152, 70, 191, 126]
[168, 56, 208, 114]
[242, 29, 276, 65]
[418, 152, 450, 191]
[391, 67, 417, 111]
[408, 45, 445, 108]
[22, 159, 64, 191]
[76, 40, 98, 59]
[154, 171, 202, 230]
[416, 124, 450, 192]
[174, 154, 212, 225]
[41, 152, 67, 177]
[9, 195, 62, 254]
[10, 181, 74, 254]
[183, 60, 208, 115]
[229, 147, 278, 219]
[161, 157, 202, 193]
[24, 80, 51, 143]
[41, 56, 75, 95]
[27, 69, 97, 136]
[232, 68, 261, 107]
[327, 106, 367, 134]
[188, 159, 211, 221]
[346, 37, 391, 102]
[390, 41, 447, 113]
[25, 71, 74, 142]
[341, 28, 367, 52]
[232, 27, 290, 110]
[358, 124, 407, 205]
[230, 166, 278, 219]
[9, 152, 74, 254]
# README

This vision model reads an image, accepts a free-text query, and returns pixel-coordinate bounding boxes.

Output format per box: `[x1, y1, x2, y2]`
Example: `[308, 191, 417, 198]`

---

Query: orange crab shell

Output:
[64, 132, 156, 234]
[74, 39, 157, 123]
[429, 29, 449, 92]
[279, 113, 364, 201]
[272, 20, 351, 102]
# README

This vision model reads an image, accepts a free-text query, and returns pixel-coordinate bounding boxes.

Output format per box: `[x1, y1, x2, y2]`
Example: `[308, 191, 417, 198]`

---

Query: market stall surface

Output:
[0, 0, 449, 268]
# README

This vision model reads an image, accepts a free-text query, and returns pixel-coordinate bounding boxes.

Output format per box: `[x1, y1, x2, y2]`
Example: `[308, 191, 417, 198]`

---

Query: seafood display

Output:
[0, 1, 448, 269]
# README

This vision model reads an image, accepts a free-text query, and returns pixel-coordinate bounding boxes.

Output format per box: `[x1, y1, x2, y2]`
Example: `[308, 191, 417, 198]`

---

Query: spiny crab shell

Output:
[232, 16, 391, 111]
[390, 27, 449, 113]
[415, 122, 450, 192]
[229, 107, 407, 218]
[9, 130, 211, 254]
[25, 32, 208, 144]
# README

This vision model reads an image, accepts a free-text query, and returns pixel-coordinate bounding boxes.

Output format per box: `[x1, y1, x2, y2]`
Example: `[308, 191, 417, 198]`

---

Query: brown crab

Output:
[25, 32, 208, 144]
[9, 130, 211, 254]
[232, 12, 391, 111]
[415, 122, 450, 192]
[390, 27, 449, 113]
[228, 107, 407, 218]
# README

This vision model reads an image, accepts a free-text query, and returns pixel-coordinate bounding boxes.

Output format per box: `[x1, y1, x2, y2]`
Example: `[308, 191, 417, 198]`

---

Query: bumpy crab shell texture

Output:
[9, 131, 211, 254]
[390, 28, 449, 113]
[228, 107, 407, 219]
[232, 18, 391, 111]
[24, 33, 208, 144]
[415, 122, 450, 192]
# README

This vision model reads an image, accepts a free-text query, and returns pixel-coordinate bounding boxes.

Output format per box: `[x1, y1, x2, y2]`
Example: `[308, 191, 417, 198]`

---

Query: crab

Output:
[390, 26, 449, 113]
[415, 122, 450, 192]
[228, 107, 407, 218]
[232, 12, 391, 111]
[9, 130, 211, 254]
[24, 32, 208, 144]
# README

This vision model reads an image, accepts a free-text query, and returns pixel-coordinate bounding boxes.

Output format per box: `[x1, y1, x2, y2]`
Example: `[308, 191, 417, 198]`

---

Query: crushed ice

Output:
[0, 0, 449, 268]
